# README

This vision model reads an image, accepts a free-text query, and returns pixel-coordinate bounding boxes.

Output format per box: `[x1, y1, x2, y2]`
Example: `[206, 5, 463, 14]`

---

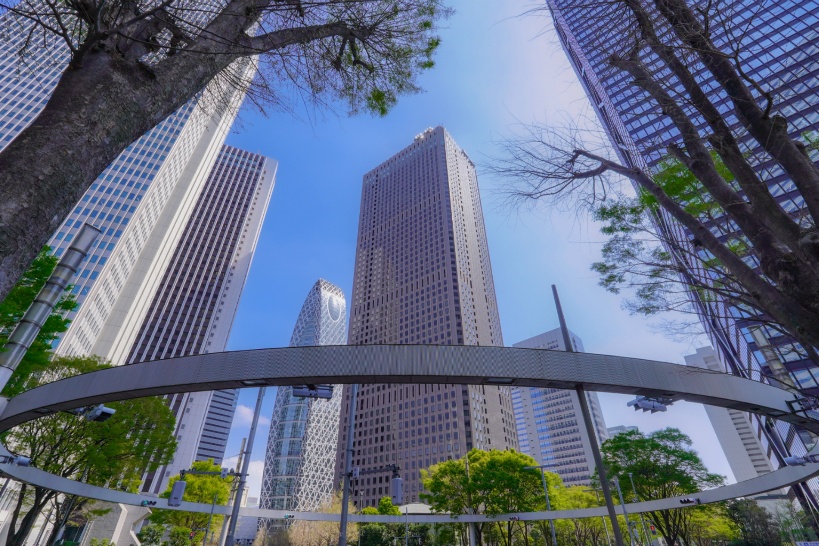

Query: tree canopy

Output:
[421, 449, 557, 546]
[3, 355, 177, 546]
[599, 428, 724, 546]
[0, 0, 451, 304]
[150, 458, 233, 545]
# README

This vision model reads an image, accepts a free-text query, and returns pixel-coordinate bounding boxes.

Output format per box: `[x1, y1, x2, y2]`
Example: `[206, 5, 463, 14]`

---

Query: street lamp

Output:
[585, 488, 612, 546]
[612, 477, 636, 546]
[524, 464, 557, 546]
[628, 473, 651, 546]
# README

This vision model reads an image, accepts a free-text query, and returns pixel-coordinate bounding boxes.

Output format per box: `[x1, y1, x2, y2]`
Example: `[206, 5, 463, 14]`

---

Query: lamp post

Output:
[0, 223, 100, 394]
[226, 387, 266, 546]
[523, 464, 557, 546]
[612, 477, 635, 546]
[585, 488, 612, 546]
[553, 285, 625, 546]
[628, 473, 651, 546]
[339, 384, 359, 546]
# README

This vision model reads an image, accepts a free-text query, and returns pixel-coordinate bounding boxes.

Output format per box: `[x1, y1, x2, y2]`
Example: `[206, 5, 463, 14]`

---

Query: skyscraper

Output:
[260, 280, 347, 521]
[512, 328, 607, 486]
[129, 145, 276, 494]
[685, 347, 789, 512]
[546, 0, 819, 507]
[335, 127, 518, 507]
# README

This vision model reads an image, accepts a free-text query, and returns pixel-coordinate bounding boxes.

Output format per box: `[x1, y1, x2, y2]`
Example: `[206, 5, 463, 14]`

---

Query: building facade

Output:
[606, 425, 638, 438]
[546, 0, 819, 506]
[685, 347, 789, 511]
[335, 127, 518, 508]
[260, 280, 347, 522]
[512, 328, 607, 486]
[129, 145, 276, 494]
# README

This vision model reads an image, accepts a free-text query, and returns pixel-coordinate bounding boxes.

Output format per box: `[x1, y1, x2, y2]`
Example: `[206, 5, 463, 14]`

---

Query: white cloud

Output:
[223, 456, 266, 501]
[232, 404, 271, 428]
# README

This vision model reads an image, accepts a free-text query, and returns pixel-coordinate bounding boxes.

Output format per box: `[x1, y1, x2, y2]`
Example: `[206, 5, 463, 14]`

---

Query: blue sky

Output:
[220, 1, 729, 498]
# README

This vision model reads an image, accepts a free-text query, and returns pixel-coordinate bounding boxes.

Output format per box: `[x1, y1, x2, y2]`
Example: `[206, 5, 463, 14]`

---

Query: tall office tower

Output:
[546, 0, 819, 507]
[685, 347, 789, 511]
[126, 145, 276, 494]
[260, 280, 347, 525]
[335, 126, 518, 508]
[511, 328, 607, 486]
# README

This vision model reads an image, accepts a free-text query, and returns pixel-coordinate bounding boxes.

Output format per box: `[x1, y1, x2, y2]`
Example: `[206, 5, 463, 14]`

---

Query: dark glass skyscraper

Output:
[335, 127, 518, 508]
[546, 0, 819, 506]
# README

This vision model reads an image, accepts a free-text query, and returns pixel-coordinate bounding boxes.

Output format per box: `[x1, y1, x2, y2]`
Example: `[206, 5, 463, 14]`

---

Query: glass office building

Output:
[546, 0, 819, 507]
[260, 280, 347, 521]
[512, 328, 607, 486]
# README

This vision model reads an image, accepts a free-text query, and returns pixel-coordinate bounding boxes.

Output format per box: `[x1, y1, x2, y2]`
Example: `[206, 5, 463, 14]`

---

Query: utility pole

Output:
[464, 453, 477, 546]
[613, 477, 635, 546]
[523, 465, 557, 546]
[553, 285, 625, 546]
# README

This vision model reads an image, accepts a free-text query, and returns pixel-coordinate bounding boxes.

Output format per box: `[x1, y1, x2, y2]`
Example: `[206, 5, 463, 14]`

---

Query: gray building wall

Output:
[512, 328, 607, 486]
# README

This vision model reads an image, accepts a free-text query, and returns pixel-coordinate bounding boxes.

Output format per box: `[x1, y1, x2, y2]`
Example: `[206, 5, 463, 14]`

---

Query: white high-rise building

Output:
[512, 328, 608, 486]
[685, 346, 789, 511]
[0, 4, 258, 534]
[260, 280, 347, 527]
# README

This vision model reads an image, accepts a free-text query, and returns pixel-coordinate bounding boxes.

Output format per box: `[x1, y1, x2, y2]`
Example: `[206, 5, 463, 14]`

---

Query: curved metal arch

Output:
[0, 345, 816, 522]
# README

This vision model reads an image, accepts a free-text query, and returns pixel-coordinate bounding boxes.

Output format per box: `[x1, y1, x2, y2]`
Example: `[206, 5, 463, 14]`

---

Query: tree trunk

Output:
[7, 487, 52, 546]
[0, 39, 238, 302]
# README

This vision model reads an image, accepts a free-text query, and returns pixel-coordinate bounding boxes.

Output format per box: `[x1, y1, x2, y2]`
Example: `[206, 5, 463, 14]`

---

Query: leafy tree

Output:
[170, 526, 194, 546]
[0, 0, 451, 303]
[359, 496, 402, 545]
[287, 492, 358, 546]
[726, 499, 782, 546]
[552, 486, 608, 546]
[150, 459, 232, 545]
[599, 428, 724, 546]
[0, 247, 77, 397]
[136, 523, 166, 546]
[684, 504, 738, 546]
[491, 0, 819, 351]
[421, 449, 552, 546]
[3, 356, 176, 546]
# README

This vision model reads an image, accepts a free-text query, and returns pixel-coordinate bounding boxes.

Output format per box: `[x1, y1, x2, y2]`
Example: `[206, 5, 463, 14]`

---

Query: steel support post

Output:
[613, 477, 635, 546]
[629, 473, 651, 545]
[226, 387, 265, 546]
[553, 284, 625, 546]
[0, 224, 100, 392]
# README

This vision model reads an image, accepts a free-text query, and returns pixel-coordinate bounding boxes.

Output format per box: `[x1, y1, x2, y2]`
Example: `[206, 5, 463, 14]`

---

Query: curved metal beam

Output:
[0, 345, 811, 432]
[0, 451, 816, 522]
[0, 345, 815, 522]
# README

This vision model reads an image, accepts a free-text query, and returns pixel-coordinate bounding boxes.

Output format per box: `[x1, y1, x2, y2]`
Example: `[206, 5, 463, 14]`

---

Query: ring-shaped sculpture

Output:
[1, 345, 817, 524]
